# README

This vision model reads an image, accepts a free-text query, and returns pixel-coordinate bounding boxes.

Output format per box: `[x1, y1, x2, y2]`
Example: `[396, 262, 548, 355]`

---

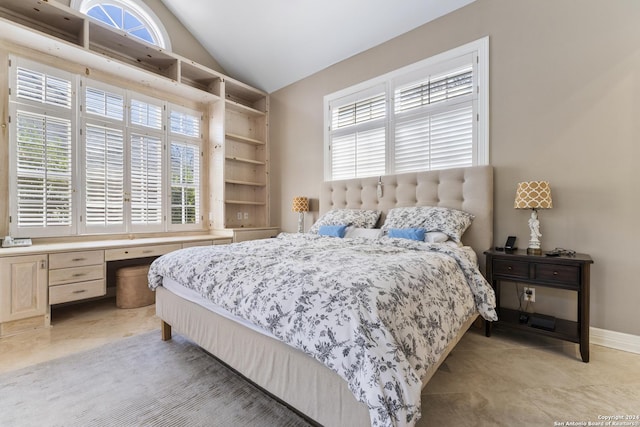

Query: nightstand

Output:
[484, 249, 593, 362]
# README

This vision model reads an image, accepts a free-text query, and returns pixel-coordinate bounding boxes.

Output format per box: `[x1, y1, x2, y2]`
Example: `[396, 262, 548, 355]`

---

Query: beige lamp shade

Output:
[514, 181, 553, 209]
[292, 196, 309, 213]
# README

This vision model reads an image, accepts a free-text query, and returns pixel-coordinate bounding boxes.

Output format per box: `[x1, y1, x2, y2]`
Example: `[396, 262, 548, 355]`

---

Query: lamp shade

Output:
[514, 181, 553, 209]
[292, 196, 309, 213]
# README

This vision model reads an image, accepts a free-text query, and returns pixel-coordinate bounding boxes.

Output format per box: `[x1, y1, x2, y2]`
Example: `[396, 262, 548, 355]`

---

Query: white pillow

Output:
[425, 231, 449, 243]
[344, 227, 383, 239]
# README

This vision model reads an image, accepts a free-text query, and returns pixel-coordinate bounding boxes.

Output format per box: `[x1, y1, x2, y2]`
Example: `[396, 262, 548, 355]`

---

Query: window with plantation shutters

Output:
[130, 133, 163, 228]
[8, 56, 205, 238]
[325, 38, 488, 180]
[128, 95, 164, 232]
[169, 107, 202, 229]
[329, 88, 386, 180]
[84, 123, 124, 229]
[83, 83, 126, 233]
[10, 61, 74, 237]
[81, 81, 127, 233]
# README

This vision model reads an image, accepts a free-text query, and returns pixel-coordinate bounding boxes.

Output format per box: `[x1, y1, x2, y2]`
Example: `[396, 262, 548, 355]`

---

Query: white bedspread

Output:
[149, 233, 497, 427]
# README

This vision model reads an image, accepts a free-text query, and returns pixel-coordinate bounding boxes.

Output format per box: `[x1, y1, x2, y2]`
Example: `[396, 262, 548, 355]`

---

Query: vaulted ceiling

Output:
[160, 0, 475, 93]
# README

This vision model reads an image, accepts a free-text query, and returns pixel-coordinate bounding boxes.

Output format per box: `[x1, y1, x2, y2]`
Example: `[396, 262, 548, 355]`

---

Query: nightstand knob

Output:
[507, 266, 512, 270]
[553, 271, 558, 275]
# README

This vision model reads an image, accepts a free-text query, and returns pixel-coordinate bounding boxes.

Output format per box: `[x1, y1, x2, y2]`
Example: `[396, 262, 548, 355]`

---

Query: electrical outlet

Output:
[524, 287, 535, 303]
[243, 212, 249, 219]
[237, 212, 242, 220]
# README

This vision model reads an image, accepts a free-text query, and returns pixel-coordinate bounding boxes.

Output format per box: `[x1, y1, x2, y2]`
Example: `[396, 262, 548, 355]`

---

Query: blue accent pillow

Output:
[388, 228, 426, 241]
[318, 224, 348, 238]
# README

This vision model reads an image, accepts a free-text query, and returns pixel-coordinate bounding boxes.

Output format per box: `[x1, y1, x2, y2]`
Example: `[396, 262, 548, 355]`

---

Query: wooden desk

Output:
[0, 234, 232, 337]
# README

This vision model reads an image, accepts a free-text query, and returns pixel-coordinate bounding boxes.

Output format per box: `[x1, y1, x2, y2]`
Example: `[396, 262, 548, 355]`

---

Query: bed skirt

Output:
[155, 285, 477, 427]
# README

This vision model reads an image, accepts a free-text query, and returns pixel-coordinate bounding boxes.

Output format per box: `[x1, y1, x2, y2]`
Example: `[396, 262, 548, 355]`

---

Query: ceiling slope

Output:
[160, 0, 475, 93]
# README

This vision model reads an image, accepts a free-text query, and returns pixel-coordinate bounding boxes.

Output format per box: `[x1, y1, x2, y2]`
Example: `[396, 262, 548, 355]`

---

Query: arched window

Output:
[72, 0, 171, 50]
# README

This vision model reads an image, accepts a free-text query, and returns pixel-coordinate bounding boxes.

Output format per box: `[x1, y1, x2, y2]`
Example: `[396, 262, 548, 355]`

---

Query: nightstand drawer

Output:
[493, 259, 529, 279]
[534, 263, 579, 285]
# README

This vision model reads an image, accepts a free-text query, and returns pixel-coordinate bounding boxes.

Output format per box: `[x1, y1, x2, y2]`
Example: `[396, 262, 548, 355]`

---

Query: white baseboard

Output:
[590, 327, 640, 355]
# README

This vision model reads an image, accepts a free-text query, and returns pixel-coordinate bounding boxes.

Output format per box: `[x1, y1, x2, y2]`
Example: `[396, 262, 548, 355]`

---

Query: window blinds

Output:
[325, 40, 487, 181]
[14, 66, 73, 233]
[9, 57, 204, 237]
[169, 108, 201, 226]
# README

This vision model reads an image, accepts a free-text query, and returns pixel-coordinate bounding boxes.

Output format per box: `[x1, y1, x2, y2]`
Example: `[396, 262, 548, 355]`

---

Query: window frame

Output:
[71, 0, 172, 50]
[323, 37, 489, 181]
[167, 104, 204, 232]
[8, 58, 78, 238]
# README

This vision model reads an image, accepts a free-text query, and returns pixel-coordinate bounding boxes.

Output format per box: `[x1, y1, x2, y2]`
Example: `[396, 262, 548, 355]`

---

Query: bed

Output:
[149, 165, 495, 427]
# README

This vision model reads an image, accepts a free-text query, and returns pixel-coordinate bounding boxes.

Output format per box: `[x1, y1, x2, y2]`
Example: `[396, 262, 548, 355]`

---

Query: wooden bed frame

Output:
[156, 165, 493, 426]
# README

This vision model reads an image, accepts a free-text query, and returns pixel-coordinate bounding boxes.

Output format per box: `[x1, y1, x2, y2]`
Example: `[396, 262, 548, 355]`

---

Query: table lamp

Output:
[291, 196, 309, 233]
[514, 181, 553, 255]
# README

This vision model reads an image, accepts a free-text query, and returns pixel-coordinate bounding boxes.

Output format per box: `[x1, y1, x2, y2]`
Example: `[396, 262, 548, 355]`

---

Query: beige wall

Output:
[270, 0, 640, 336]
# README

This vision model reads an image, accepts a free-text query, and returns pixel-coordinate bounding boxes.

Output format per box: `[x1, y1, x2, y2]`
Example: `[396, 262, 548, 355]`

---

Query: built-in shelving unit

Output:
[213, 80, 270, 230]
[0, 0, 273, 238]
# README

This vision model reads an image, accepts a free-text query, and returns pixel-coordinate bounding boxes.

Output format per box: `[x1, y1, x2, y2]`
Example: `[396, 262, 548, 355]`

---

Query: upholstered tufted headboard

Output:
[320, 165, 493, 270]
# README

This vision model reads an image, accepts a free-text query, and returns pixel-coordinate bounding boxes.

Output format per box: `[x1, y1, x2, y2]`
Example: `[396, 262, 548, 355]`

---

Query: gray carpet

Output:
[0, 332, 314, 427]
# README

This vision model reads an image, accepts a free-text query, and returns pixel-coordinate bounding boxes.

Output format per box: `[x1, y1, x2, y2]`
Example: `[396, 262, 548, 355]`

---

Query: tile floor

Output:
[1, 298, 639, 427]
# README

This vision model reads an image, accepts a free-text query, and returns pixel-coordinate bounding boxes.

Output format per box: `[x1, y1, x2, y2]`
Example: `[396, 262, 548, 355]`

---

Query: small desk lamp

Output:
[292, 196, 309, 233]
[514, 181, 553, 255]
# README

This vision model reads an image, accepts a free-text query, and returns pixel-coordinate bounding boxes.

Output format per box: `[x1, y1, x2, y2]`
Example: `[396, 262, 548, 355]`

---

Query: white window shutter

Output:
[15, 111, 73, 230]
[324, 38, 488, 180]
[9, 58, 206, 237]
[84, 123, 125, 229]
[170, 142, 200, 225]
[130, 134, 163, 228]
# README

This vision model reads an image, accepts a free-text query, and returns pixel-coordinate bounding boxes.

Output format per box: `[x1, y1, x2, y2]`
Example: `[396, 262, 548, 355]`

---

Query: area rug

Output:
[0, 331, 314, 427]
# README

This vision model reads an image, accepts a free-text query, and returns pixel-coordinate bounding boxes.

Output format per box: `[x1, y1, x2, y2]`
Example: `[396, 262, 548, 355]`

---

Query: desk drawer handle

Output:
[72, 273, 86, 278]
[72, 258, 86, 262]
[124, 251, 129, 254]
[72, 289, 87, 294]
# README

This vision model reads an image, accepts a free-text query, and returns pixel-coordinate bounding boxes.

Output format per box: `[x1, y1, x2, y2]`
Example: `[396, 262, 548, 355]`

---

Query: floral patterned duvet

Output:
[148, 233, 497, 427]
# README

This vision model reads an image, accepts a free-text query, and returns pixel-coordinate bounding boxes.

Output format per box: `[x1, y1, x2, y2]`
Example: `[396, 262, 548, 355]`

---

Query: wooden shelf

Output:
[225, 78, 267, 105]
[0, 0, 86, 46]
[180, 60, 224, 95]
[225, 156, 265, 166]
[496, 308, 579, 343]
[225, 99, 266, 116]
[226, 179, 266, 187]
[225, 200, 266, 206]
[226, 133, 264, 146]
[88, 20, 179, 79]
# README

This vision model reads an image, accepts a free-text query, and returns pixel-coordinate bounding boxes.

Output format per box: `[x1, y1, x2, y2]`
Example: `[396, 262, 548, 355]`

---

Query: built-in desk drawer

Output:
[49, 250, 106, 304]
[49, 265, 104, 286]
[49, 250, 104, 269]
[182, 240, 213, 248]
[49, 280, 105, 305]
[104, 243, 182, 261]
